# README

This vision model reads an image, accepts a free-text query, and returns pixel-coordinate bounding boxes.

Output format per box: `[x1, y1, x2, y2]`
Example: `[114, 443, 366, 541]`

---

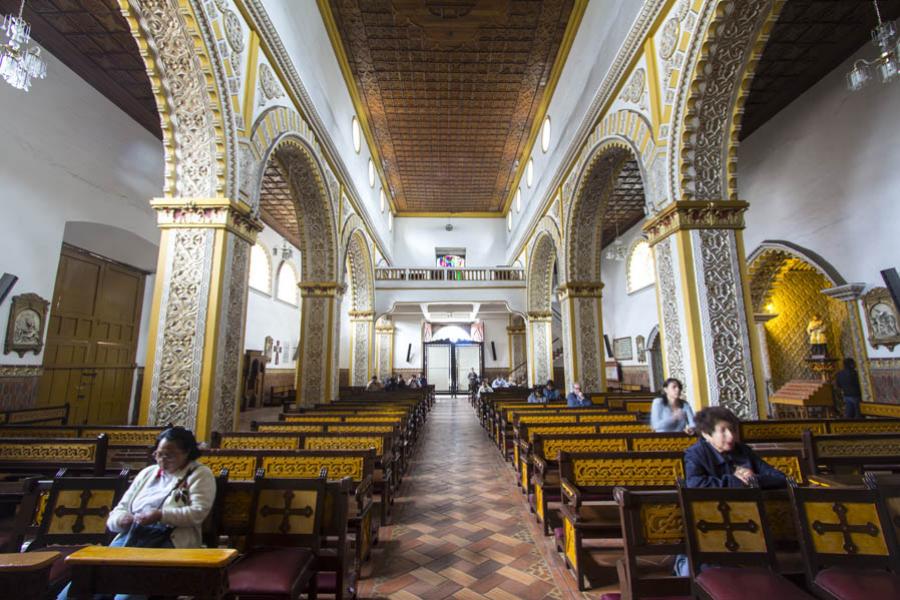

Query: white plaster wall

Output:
[260, 1, 392, 257]
[0, 46, 163, 367]
[482, 317, 511, 370]
[244, 225, 302, 368]
[506, 1, 646, 256]
[390, 315, 511, 373]
[393, 218, 508, 267]
[739, 46, 900, 359]
[600, 223, 658, 367]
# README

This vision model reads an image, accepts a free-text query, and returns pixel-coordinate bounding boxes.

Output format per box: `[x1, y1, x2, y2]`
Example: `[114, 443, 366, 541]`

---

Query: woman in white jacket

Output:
[58, 426, 216, 600]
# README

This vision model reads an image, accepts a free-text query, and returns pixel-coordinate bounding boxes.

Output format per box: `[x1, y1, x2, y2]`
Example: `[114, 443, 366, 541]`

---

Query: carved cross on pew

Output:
[696, 500, 759, 552]
[260, 490, 313, 534]
[53, 489, 110, 534]
[812, 502, 880, 554]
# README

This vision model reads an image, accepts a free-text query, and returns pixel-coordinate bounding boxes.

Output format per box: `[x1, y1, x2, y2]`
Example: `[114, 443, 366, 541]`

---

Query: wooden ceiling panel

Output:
[1, 0, 161, 137]
[327, 0, 576, 213]
[741, 0, 900, 139]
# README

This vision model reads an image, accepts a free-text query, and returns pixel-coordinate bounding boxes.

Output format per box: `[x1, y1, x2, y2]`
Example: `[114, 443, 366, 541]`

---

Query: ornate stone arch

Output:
[117, 0, 236, 198]
[526, 223, 561, 315]
[670, 0, 784, 202]
[344, 229, 375, 314]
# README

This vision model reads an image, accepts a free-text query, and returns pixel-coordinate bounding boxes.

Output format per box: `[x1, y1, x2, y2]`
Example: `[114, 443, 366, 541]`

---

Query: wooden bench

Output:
[0, 550, 60, 600]
[739, 418, 900, 444]
[0, 404, 69, 426]
[802, 430, 900, 475]
[0, 435, 109, 477]
[556, 448, 806, 590]
[211, 430, 398, 526]
[200, 449, 377, 567]
[0, 425, 167, 468]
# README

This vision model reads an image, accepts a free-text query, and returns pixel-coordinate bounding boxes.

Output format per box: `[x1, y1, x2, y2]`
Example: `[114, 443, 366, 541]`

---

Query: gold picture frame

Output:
[863, 287, 900, 351]
[4, 293, 49, 357]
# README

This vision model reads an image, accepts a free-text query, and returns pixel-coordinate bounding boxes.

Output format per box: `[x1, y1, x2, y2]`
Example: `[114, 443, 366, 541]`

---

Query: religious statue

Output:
[806, 313, 828, 357]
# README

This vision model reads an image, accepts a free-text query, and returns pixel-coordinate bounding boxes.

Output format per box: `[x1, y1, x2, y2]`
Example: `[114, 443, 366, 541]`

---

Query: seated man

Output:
[675, 406, 787, 576]
[566, 383, 591, 407]
[491, 375, 507, 389]
[408, 374, 421, 389]
[366, 375, 384, 392]
[543, 380, 560, 402]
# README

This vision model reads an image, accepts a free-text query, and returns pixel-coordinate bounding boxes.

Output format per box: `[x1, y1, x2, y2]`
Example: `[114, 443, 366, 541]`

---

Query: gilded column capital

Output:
[643, 200, 749, 246]
[150, 197, 263, 244]
[349, 310, 375, 320]
[527, 311, 553, 322]
[507, 326, 527, 335]
[557, 280, 603, 299]
[298, 281, 345, 298]
[375, 324, 395, 334]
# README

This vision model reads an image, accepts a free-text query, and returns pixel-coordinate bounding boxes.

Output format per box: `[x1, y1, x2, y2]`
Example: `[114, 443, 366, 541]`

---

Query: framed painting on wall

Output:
[864, 287, 900, 350]
[613, 336, 633, 361]
[4, 293, 49, 357]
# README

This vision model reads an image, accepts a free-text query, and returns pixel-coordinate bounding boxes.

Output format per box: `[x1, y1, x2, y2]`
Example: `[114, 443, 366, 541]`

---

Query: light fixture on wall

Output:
[273, 240, 293, 261]
[847, 0, 899, 91]
[604, 221, 627, 262]
[445, 215, 453, 232]
[0, 0, 47, 92]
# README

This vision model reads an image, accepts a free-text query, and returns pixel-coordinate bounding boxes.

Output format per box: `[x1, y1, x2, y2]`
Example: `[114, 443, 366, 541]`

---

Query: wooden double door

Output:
[38, 245, 146, 424]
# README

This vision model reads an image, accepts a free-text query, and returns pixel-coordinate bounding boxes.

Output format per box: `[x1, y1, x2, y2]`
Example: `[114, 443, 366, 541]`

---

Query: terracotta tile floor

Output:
[358, 395, 614, 600]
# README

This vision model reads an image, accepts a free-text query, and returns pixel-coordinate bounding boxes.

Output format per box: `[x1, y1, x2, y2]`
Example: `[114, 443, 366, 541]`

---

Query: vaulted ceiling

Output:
[322, 0, 578, 214]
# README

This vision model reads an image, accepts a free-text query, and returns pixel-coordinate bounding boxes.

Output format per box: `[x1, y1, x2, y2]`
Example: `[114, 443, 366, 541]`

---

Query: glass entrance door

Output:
[423, 341, 483, 395]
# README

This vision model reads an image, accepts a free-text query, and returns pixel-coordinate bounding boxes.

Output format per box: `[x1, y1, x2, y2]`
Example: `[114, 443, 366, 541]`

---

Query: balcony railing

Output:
[376, 267, 525, 282]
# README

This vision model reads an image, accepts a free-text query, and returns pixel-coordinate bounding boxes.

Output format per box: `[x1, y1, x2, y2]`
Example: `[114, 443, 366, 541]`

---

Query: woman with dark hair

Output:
[58, 427, 216, 600]
[527, 385, 546, 404]
[684, 406, 786, 489]
[650, 378, 695, 434]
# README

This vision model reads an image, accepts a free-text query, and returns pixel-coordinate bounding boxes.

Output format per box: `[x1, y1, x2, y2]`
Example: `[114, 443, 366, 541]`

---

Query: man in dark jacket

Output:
[835, 358, 862, 419]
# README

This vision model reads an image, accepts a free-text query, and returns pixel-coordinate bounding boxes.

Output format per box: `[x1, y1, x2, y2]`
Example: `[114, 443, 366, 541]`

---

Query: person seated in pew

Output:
[566, 383, 591, 407]
[397, 374, 408, 389]
[685, 406, 787, 489]
[543, 379, 561, 402]
[384, 375, 398, 391]
[366, 375, 384, 392]
[58, 427, 216, 600]
[527, 385, 546, 404]
[674, 406, 788, 577]
[650, 378, 696, 434]
[477, 379, 493, 399]
[408, 374, 421, 389]
[491, 375, 508, 389]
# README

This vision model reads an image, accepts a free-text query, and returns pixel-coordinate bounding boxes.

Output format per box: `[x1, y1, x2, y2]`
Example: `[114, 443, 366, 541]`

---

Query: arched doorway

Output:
[526, 230, 561, 387]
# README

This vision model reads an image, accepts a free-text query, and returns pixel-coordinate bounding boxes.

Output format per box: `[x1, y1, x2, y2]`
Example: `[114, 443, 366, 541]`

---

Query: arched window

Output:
[248, 243, 271, 293]
[276, 261, 299, 305]
[626, 239, 655, 293]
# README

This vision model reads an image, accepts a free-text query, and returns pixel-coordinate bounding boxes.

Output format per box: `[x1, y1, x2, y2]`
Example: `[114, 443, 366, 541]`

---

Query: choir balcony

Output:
[374, 267, 526, 315]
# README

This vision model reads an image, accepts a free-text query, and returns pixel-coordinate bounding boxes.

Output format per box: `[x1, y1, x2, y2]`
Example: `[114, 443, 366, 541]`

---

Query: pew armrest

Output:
[533, 456, 548, 481]
[65, 547, 238, 568]
[560, 477, 581, 509]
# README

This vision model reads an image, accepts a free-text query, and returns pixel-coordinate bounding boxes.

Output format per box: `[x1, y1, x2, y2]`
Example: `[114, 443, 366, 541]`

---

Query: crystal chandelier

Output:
[604, 221, 627, 262]
[847, 0, 899, 91]
[0, 0, 46, 92]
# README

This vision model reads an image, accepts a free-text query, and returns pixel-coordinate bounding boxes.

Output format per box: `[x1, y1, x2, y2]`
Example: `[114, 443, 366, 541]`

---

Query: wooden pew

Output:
[199, 449, 377, 569]
[0, 425, 167, 468]
[0, 404, 69, 426]
[211, 430, 398, 526]
[556, 448, 806, 590]
[0, 435, 109, 477]
[739, 418, 900, 445]
[802, 430, 900, 475]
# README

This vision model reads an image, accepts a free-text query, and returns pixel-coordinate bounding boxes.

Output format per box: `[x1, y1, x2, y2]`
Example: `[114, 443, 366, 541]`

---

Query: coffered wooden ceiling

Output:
[323, 0, 578, 214]
[1, 0, 160, 137]
[740, 0, 900, 140]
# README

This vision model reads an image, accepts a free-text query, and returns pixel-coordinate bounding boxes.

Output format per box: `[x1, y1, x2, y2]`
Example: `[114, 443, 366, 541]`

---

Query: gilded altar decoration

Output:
[4, 293, 48, 357]
[863, 287, 900, 351]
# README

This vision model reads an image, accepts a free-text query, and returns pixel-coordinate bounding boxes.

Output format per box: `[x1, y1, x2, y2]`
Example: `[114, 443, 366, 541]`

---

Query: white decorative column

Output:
[645, 201, 764, 418]
[296, 282, 344, 405]
[349, 311, 375, 386]
[507, 319, 527, 383]
[822, 283, 874, 403]
[375, 318, 394, 380]
[141, 198, 262, 439]
[557, 282, 606, 393]
[527, 312, 553, 387]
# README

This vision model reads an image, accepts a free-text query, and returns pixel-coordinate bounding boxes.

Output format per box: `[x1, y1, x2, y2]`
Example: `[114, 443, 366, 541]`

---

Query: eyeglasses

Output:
[153, 450, 185, 460]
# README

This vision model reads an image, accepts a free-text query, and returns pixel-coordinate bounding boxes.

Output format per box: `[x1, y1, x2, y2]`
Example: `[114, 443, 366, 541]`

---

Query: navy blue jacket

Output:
[684, 438, 787, 489]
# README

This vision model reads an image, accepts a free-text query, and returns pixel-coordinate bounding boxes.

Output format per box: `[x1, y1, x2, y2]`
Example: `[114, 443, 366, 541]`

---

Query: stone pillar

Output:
[822, 283, 874, 403]
[375, 319, 394, 380]
[507, 320, 527, 384]
[527, 312, 553, 387]
[753, 313, 777, 416]
[557, 282, 606, 394]
[141, 198, 262, 440]
[349, 311, 375, 386]
[644, 201, 765, 419]
[296, 282, 344, 405]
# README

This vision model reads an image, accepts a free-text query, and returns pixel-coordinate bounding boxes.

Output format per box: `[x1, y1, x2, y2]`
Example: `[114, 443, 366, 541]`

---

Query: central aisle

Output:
[359, 395, 603, 600]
